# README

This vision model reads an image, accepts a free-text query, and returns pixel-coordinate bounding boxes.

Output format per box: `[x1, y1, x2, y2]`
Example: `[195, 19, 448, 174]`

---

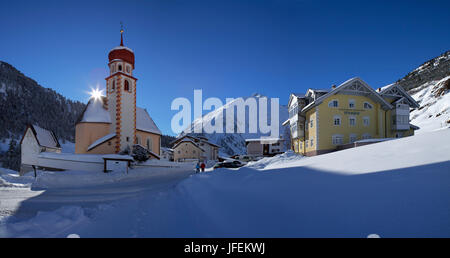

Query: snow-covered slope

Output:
[409, 76, 450, 133]
[180, 94, 289, 156]
[381, 50, 450, 133]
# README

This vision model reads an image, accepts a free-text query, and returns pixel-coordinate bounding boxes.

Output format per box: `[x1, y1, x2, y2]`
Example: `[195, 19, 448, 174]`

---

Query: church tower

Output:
[105, 27, 137, 153]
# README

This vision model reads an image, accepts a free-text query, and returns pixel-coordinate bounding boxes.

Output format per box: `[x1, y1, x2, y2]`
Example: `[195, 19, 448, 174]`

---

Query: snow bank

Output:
[256, 129, 450, 174]
[245, 150, 303, 170]
[32, 165, 194, 189]
[0, 168, 35, 188]
[1, 206, 88, 238]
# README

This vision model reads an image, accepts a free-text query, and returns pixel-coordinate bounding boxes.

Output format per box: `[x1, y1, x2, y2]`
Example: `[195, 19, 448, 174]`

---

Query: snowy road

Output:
[0, 168, 194, 227]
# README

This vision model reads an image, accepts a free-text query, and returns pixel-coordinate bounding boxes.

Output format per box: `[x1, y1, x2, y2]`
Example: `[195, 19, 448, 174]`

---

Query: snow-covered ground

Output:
[1, 129, 449, 237]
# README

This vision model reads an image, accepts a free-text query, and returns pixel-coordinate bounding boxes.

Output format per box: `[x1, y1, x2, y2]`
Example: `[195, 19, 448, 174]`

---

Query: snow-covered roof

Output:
[102, 154, 134, 161]
[302, 77, 393, 112]
[110, 46, 134, 53]
[172, 138, 205, 151]
[78, 97, 111, 124]
[29, 124, 61, 148]
[245, 137, 284, 143]
[87, 133, 116, 151]
[136, 107, 162, 135]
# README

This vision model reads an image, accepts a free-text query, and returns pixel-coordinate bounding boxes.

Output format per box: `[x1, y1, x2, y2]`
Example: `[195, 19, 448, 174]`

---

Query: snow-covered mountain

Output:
[180, 94, 289, 156]
[394, 51, 450, 132]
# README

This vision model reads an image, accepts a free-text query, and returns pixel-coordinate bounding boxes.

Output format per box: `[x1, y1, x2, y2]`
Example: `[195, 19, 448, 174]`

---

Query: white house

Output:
[160, 147, 174, 161]
[245, 137, 286, 157]
[20, 124, 61, 174]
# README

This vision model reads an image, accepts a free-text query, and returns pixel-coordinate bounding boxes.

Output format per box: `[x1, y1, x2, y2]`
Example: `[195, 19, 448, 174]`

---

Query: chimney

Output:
[331, 84, 336, 89]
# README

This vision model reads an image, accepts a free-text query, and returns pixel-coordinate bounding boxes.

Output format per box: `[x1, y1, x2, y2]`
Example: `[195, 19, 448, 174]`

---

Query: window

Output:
[332, 135, 344, 145]
[349, 134, 357, 143]
[349, 116, 356, 126]
[112, 80, 115, 91]
[299, 142, 302, 150]
[362, 134, 371, 140]
[146, 138, 152, 151]
[136, 135, 141, 144]
[310, 138, 314, 146]
[349, 99, 355, 109]
[305, 140, 308, 148]
[364, 102, 373, 109]
[310, 119, 314, 128]
[193, 150, 196, 154]
[289, 103, 299, 118]
[124, 80, 131, 92]
[126, 137, 129, 142]
[126, 65, 130, 74]
[118, 65, 122, 71]
[111, 64, 115, 74]
[333, 115, 341, 126]
[290, 122, 297, 135]
[328, 100, 339, 108]
[363, 116, 370, 126]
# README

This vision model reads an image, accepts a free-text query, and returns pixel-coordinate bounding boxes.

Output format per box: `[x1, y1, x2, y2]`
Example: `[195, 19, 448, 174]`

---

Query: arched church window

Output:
[147, 138, 153, 151]
[136, 135, 141, 145]
[118, 65, 122, 71]
[112, 80, 115, 91]
[126, 65, 130, 74]
[124, 80, 130, 92]
[111, 64, 115, 74]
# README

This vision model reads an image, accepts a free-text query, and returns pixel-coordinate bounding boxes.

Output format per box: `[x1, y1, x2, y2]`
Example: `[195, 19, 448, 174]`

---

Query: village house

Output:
[172, 135, 220, 162]
[20, 124, 61, 172]
[74, 30, 161, 158]
[283, 77, 420, 156]
[160, 147, 174, 161]
[245, 137, 286, 157]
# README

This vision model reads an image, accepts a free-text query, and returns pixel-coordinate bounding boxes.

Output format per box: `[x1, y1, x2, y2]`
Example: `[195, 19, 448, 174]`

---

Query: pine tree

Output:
[4, 139, 20, 171]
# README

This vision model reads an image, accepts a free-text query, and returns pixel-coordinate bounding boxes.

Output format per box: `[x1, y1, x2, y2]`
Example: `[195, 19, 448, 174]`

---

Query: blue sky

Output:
[1, 0, 449, 135]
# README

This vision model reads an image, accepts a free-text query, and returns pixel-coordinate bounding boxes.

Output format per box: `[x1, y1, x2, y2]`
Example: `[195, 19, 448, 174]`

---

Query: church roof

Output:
[136, 107, 162, 135]
[20, 124, 61, 149]
[78, 97, 111, 124]
[77, 97, 161, 135]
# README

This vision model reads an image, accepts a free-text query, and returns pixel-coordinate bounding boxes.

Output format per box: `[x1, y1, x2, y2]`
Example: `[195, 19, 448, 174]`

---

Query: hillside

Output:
[0, 61, 85, 141]
[395, 51, 450, 132]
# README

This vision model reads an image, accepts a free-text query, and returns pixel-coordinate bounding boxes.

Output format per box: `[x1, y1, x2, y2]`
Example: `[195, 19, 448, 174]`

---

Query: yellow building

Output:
[283, 77, 420, 156]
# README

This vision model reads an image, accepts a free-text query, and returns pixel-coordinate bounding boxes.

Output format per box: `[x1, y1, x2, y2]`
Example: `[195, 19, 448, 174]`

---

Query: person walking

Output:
[195, 162, 200, 173]
[200, 162, 206, 172]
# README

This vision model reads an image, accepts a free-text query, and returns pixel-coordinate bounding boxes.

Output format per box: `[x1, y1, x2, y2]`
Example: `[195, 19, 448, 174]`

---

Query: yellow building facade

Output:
[285, 78, 419, 156]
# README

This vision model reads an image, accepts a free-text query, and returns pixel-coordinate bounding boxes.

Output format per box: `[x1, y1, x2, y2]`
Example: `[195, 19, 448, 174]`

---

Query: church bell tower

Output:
[105, 26, 137, 153]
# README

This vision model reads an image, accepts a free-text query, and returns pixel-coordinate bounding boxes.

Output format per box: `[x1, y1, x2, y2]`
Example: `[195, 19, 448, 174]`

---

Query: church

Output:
[75, 30, 161, 158]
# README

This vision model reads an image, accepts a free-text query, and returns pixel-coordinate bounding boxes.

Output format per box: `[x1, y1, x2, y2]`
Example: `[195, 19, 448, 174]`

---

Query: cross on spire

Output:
[120, 22, 124, 46]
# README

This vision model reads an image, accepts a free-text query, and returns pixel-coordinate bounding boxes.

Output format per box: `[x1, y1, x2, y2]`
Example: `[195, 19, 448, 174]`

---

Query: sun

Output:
[89, 88, 104, 101]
